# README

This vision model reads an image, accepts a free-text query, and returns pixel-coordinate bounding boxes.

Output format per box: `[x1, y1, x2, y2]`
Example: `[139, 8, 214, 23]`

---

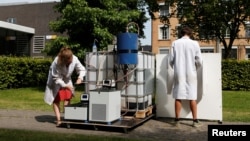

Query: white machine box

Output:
[64, 103, 88, 121]
[89, 89, 121, 123]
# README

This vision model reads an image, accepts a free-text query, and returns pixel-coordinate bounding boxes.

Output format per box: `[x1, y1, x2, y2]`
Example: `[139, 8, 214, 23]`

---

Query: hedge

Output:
[222, 60, 250, 90]
[0, 57, 52, 89]
[0, 57, 249, 90]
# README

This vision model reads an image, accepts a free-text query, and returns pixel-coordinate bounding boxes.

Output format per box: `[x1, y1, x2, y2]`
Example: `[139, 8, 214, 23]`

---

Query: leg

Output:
[175, 99, 182, 119]
[189, 100, 197, 120]
[53, 102, 61, 125]
[190, 100, 202, 127]
[63, 100, 70, 113]
[62, 91, 72, 112]
[64, 99, 70, 106]
[173, 99, 182, 126]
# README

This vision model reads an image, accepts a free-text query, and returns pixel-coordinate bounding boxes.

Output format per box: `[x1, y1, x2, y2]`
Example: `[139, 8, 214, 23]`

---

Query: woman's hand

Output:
[75, 78, 82, 85]
[65, 85, 74, 92]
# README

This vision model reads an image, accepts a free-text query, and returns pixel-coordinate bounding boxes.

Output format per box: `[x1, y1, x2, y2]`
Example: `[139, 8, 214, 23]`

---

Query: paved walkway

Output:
[0, 109, 235, 141]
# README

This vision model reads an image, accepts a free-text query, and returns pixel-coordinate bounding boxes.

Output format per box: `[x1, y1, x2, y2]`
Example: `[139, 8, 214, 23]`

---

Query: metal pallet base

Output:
[60, 113, 155, 133]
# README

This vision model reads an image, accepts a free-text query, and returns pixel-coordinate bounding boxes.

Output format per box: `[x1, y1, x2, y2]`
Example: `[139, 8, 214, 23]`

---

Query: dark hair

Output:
[180, 26, 193, 37]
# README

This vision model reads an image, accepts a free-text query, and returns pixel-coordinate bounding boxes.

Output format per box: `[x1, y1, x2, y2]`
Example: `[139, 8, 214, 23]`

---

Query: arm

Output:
[168, 43, 175, 69]
[166, 44, 175, 95]
[50, 58, 67, 88]
[74, 56, 86, 84]
[194, 42, 203, 69]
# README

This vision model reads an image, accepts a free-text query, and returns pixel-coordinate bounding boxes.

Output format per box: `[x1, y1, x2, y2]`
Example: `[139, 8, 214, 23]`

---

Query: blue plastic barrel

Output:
[117, 33, 138, 64]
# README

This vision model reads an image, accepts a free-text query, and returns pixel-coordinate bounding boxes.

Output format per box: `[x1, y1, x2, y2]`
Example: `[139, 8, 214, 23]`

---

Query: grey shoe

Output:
[192, 120, 202, 127]
[173, 119, 180, 127]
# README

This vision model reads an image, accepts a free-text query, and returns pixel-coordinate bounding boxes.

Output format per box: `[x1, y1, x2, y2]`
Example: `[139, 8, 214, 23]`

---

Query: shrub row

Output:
[0, 57, 249, 90]
[222, 60, 250, 91]
[0, 57, 52, 89]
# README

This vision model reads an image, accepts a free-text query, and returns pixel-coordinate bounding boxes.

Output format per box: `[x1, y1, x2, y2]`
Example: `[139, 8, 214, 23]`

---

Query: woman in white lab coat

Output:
[168, 26, 203, 127]
[44, 47, 86, 126]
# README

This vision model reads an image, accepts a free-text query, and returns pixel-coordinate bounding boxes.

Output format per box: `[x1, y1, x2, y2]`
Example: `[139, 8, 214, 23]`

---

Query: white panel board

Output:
[155, 53, 222, 121]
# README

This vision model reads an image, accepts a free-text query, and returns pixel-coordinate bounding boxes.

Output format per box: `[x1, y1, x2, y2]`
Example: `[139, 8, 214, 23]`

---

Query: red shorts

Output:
[54, 88, 72, 103]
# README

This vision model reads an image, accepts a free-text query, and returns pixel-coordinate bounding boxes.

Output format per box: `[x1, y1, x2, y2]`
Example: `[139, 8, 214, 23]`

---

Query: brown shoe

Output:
[56, 120, 62, 127]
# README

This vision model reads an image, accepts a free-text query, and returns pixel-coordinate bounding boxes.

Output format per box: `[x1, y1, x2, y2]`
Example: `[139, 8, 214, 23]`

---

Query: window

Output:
[201, 47, 214, 53]
[198, 24, 207, 39]
[177, 2, 184, 17]
[16, 35, 29, 56]
[159, 47, 169, 54]
[221, 46, 237, 59]
[159, 3, 169, 16]
[246, 54, 250, 60]
[7, 18, 17, 24]
[175, 24, 182, 39]
[33, 36, 45, 53]
[224, 28, 230, 38]
[244, 21, 250, 38]
[159, 25, 169, 40]
[245, 28, 250, 38]
[177, 1, 191, 17]
[246, 47, 250, 60]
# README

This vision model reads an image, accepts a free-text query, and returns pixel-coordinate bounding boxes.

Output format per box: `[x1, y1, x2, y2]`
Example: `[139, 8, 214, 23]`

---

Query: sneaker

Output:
[173, 119, 180, 127]
[192, 120, 202, 127]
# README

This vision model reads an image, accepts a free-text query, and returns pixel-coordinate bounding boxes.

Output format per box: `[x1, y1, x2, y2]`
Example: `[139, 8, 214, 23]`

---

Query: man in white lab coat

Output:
[168, 26, 203, 127]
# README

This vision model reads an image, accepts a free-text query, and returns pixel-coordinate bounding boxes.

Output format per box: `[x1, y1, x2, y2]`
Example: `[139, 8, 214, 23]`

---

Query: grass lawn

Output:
[0, 87, 250, 122]
[0, 87, 249, 140]
[0, 86, 83, 111]
[222, 91, 250, 122]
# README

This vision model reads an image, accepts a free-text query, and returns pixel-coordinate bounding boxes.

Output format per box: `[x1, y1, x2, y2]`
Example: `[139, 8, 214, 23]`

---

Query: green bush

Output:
[222, 60, 250, 90]
[0, 57, 52, 89]
[0, 57, 250, 90]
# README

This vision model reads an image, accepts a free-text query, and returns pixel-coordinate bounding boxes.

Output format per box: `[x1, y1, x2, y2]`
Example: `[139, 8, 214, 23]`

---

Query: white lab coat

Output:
[44, 55, 86, 105]
[167, 36, 202, 100]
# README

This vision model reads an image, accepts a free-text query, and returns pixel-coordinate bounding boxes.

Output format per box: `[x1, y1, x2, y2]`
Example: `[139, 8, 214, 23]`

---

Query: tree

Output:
[160, 0, 250, 59]
[45, 0, 159, 60]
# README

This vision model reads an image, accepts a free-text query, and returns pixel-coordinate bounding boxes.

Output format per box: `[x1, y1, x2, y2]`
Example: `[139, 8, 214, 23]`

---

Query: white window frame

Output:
[159, 2, 169, 16]
[159, 47, 169, 54]
[158, 25, 170, 40]
[7, 18, 17, 24]
[245, 46, 250, 60]
[245, 27, 250, 38]
[224, 28, 230, 38]
[200, 47, 214, 53]
[175, 24, 182, 39]
[177, 2, 184, 17]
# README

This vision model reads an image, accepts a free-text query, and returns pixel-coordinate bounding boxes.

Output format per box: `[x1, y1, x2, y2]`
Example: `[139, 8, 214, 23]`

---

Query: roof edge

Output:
[0, 21, 35, 34]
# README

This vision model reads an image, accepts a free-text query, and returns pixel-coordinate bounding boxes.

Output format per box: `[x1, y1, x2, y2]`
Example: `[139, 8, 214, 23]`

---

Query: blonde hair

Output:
[57, 46, 73, 65]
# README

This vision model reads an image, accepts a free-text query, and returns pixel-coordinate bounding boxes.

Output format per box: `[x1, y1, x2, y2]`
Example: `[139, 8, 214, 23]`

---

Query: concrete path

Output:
[0, 109, 235, 141]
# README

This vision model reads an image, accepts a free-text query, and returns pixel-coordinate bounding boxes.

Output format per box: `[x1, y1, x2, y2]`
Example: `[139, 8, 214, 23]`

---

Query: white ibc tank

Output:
[85, 52, 115, 91]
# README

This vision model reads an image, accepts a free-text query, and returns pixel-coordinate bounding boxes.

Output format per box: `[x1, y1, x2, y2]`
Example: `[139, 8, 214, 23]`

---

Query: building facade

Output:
[152, 0, 250, 60]
[0, 2, 61, 58]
